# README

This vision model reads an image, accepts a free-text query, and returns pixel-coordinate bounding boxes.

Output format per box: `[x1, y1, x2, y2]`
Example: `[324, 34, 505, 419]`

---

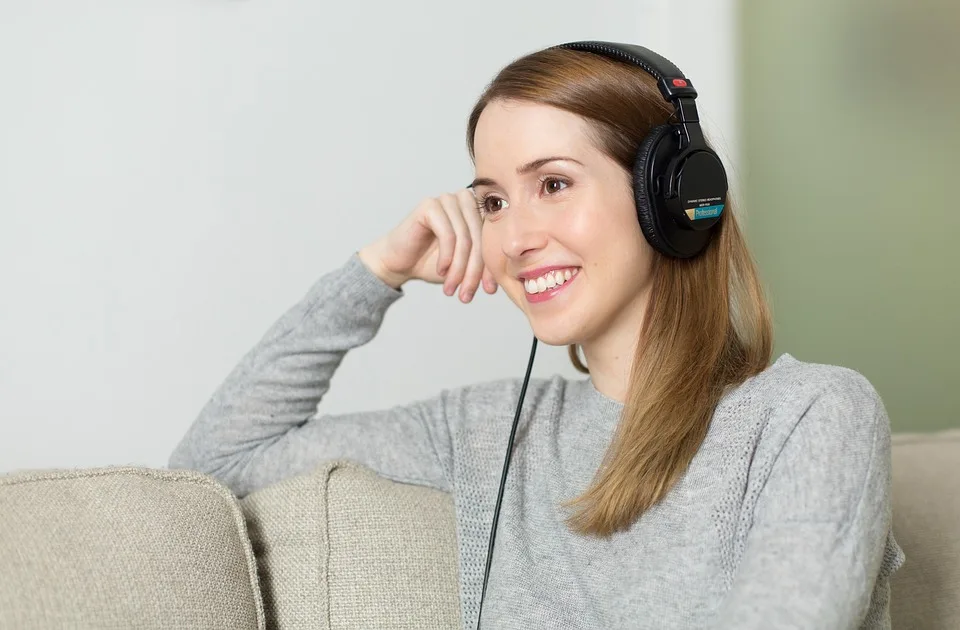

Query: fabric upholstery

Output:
[0, 466, 264, 630]
[240, 462, 331, 629]
[325, 462, 461, 630]
[241, 459, 460, 630]
[890, 429, 960, 629]
[3, 427, 959, 630]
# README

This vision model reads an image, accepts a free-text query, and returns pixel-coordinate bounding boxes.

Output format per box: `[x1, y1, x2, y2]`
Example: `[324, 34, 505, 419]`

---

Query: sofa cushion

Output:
[0, 466, 265, 630]
[240, 459, 460, 630]
[240, 464, 329, 629]
[890, 428, 960, 629]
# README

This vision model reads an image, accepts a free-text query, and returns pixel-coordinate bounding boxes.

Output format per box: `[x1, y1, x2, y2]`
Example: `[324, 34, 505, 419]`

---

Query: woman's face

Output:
[472, 98, 656, 348]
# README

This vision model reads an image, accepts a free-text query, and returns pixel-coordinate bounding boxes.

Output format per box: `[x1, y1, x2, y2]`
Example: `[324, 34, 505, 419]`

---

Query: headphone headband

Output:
[555, 40, 702, 132]
[556, 40, 698, 102]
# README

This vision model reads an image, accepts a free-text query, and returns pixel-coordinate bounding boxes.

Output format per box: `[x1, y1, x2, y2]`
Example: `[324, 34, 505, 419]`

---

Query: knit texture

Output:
[169, 253, 906, 630]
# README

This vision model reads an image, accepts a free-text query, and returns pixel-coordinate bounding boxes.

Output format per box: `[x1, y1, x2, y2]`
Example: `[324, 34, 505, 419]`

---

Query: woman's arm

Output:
[712, 372, 905, 629]
[167, 253, 456, 497]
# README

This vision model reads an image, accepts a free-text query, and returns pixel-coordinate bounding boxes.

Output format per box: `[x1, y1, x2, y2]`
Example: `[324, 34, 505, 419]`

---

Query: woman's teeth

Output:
[523, 268, 579, 294]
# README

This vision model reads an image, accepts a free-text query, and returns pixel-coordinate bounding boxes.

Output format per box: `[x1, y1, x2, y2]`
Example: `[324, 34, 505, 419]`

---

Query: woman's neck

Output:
[581, 341, 633, 403]
[579, 290, 650, 403]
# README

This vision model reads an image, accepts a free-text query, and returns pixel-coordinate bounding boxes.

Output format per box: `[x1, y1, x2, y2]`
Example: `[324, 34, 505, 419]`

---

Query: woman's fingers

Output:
[437, 193, 472, 297]
[457, 188, 487, 302]
[417, 188, 497, 302]
[421, 199, 456, 279]
[481, 266, 498, 295]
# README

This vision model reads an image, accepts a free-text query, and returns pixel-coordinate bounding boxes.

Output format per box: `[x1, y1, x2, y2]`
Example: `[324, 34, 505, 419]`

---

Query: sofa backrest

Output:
[889, 429, 960, 628]
[0, 459, 462, 630]
[1, 428, 957, 630]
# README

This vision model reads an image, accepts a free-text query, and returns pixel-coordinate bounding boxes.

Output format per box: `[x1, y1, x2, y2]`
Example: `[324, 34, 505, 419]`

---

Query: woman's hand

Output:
[358, 188, 498, 302]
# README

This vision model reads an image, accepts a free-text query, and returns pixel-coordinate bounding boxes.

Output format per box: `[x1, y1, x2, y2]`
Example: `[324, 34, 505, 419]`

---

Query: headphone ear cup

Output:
[632, 124, 676, 257]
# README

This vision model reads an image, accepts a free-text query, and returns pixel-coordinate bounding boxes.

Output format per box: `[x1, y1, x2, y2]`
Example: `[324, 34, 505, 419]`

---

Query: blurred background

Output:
[0, 0, 956, 471]
[741, 0, 959, 432]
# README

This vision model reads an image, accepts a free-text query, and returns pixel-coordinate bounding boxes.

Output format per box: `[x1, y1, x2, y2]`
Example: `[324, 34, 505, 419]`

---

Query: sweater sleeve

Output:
[711, 369, 906, 630]
[167, 253, 455, 497]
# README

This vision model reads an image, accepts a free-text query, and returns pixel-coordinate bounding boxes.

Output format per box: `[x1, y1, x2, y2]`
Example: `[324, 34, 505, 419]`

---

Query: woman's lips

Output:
[524, 272, 578, 303]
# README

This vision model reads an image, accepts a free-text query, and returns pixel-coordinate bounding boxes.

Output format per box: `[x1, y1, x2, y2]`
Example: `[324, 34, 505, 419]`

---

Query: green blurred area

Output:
[740, 0, 960, 431]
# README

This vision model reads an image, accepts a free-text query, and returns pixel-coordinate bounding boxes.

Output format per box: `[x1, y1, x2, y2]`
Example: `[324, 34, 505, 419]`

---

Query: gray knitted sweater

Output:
[169, 253, 905, 630]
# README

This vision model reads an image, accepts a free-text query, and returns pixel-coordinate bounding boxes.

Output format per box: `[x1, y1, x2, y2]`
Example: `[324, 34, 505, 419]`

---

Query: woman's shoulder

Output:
[710, 354, 890, 455]
[716, 353, 890, 457]
[715, 356, 902, 580]
[732, 353, 884, 417]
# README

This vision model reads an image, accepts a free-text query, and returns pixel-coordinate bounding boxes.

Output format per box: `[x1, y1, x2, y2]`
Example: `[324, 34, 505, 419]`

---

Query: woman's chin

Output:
[527, 320, 580, 347]
[513, 291, 588, 346]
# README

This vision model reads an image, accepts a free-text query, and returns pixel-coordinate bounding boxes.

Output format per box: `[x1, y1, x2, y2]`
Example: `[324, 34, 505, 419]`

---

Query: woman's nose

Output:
[501, 206, 549, 259]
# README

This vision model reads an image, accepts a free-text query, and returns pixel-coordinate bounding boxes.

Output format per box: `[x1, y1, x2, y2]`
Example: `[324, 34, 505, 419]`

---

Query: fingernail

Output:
[461, 290, 474, 302]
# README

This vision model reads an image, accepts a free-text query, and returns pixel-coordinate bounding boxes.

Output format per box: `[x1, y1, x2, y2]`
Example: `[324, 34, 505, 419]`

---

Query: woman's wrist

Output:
[358, 242, 407, 290]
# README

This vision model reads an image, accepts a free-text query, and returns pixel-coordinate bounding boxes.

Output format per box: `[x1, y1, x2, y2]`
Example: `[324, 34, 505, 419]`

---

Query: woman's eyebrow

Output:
[469, 156, 583, 189]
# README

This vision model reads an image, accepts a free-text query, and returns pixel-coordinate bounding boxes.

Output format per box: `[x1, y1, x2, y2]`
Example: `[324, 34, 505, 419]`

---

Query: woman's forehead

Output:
[474, 102, 594, 168]
[476, 100, 586, 140]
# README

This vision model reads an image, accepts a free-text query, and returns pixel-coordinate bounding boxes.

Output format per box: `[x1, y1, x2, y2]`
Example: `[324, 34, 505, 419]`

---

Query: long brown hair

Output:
[466, 47, 774, 537]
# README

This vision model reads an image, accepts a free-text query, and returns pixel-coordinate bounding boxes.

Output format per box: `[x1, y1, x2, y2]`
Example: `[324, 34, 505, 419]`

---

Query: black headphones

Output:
[554, 40, 728, 259]
[476, 41, 727, 629]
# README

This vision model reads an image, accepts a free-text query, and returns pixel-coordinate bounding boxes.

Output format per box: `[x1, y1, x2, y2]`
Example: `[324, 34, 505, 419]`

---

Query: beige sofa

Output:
[1, 429, 957, 629]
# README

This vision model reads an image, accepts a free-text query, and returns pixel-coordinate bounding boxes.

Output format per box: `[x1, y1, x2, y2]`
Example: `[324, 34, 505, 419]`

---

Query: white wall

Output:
[0, 1, 736, 472]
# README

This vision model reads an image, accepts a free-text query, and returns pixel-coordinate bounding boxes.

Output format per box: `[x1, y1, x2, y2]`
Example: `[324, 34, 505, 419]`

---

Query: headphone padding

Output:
[632, 124, 675, 257]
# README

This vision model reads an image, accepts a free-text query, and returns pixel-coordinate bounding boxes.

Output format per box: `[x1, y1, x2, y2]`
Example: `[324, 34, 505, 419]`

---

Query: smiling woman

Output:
[464, 47, 764, 535]
[170, 40, 906, 630]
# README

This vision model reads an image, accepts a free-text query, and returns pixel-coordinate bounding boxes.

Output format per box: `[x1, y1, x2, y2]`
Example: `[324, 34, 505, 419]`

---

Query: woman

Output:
[169, 42, 905, 629]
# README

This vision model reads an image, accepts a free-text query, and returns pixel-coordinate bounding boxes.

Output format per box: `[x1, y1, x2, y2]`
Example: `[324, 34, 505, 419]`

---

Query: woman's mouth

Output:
[521, 267, 580, 303]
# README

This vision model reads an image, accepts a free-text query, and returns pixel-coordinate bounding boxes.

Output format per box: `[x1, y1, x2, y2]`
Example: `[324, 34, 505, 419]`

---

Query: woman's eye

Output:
[543, 178, 569, 194]
[480, 196, 506, 214]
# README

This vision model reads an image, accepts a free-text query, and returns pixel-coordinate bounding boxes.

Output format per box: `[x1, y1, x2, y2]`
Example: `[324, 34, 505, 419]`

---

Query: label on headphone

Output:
[685, 204, 724, 221]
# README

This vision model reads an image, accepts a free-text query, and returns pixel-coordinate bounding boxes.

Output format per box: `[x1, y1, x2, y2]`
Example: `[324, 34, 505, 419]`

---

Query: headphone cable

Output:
[475, 335, 538, 629]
